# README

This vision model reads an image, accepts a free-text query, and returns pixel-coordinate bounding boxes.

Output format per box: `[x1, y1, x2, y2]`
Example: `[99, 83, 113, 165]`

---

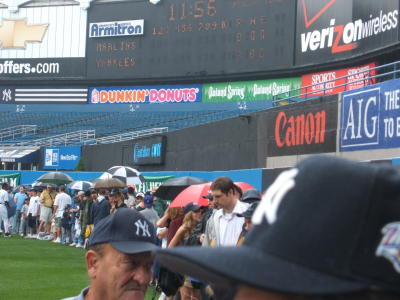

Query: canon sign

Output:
[266, 96, 338, 157]
[275, 110, 326, 148]
[296, 0, 400, 66]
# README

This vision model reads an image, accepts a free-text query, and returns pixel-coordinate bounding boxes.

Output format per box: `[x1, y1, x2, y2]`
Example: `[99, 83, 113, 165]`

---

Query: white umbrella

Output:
[107, 166, 145, 185]
[68, 181, 93, 191]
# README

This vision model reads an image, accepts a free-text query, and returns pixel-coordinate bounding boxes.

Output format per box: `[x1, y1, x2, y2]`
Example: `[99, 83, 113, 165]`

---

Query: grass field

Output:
[0, 235, 159, 300]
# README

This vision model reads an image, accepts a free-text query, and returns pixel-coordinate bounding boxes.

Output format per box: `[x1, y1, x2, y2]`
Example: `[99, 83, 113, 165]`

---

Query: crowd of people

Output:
[2, 155, 400, 300]
[62, 156, 400, 300]
[0, 183, 167, 249]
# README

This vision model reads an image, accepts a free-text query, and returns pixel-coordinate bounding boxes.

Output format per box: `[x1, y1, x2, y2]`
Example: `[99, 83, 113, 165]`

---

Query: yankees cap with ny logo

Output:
[88, 208, 158, 254]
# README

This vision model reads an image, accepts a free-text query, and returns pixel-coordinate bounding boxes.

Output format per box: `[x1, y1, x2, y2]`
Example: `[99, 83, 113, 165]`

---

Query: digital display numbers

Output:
[87, 0, 296, 81]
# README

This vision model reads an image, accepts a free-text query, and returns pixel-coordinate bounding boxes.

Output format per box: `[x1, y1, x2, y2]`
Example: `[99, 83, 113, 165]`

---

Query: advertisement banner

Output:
[340, 79, 400, 151]
[135, 175, 175, 193]
[0, 173, 20, 187]
[296, 0, 399, 66]
[133, 136, 166, 165]
[89, 85, 201, 104]
[0, 5, 87, 80]
[266, 95, 338, 156]
[87, 0, 296, 80]
[44, 146, 81, 170]
[0, 87, 88, 104]
[203, 78, 301, 102]
[0, 58, 86, 79]
[301, 63, 377, 97]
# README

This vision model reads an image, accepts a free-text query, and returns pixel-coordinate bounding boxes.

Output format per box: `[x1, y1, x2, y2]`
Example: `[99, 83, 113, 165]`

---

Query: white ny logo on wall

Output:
[252, 168, 298, 225]
[134, 220, 151, 237]
[2, 89, 11, 101]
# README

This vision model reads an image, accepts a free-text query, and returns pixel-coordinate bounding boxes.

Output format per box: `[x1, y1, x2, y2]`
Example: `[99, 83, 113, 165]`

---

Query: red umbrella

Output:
[169, 181, 256, 208]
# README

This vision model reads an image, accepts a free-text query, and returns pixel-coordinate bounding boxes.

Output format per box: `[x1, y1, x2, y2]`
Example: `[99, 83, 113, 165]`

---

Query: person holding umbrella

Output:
[52, 185, 72, 243]
[37, 184, 57, 239]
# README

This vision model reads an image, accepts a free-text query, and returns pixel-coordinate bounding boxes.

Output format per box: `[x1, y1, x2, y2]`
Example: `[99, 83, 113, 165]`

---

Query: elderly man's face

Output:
[87, 244, 153, 300]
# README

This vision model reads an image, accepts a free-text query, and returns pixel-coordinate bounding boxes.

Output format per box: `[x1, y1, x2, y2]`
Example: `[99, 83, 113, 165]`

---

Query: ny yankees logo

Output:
[134, 219, 151, 237]
[252, 168, 298, 225]
[2, 89, 11, 101]
[376, 222, 400, 273]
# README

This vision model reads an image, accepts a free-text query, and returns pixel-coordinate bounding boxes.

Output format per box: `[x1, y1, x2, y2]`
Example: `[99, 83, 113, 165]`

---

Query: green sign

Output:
[135, 175, 175, 193]
[0, 173, 21, 187]
[202, 78, 301, 102]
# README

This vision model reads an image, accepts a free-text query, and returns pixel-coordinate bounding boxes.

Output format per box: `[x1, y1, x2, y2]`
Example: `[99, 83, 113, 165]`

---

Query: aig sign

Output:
[340, 88, 380, 149]
[340, 79, 400, 151]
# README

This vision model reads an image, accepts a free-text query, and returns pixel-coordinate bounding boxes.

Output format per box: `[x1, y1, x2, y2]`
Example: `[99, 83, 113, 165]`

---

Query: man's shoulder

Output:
[62, 287, 89, 300]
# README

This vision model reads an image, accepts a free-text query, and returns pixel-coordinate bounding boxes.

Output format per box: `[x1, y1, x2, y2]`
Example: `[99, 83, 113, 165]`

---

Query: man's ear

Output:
[86, 250, 100, 279]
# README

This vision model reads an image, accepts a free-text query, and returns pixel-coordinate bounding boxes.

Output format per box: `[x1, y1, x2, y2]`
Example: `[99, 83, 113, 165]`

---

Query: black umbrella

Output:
[36, 172, 74, 185]
[154, 176, 208, 200]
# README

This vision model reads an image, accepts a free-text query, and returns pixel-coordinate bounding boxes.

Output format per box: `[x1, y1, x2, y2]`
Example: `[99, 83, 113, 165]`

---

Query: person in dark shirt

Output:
[90, 189, 110, 226]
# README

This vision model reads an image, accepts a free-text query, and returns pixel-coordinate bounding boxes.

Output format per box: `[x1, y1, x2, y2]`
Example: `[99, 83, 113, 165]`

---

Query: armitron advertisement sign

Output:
[340, 79, 400, 152]
[296, 0, 399, 66]
[301, 62, 376, 97]
[0, 4, 87, 79]
[266, 95, 338, 157]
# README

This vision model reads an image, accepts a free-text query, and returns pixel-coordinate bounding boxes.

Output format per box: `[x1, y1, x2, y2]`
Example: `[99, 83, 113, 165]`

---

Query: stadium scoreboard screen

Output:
[87, 0, 295, 80]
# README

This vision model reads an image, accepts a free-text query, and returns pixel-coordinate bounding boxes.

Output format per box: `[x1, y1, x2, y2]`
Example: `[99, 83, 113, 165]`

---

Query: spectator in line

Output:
[62, 209, 158, 300]
[203, 177, 249, 247]
[109, 189, 127, 214]
[139, 194, 159, 227]
[135, 192, 145, 211]
[126, 186, 136, 208]
[37, 185, 57, 238]
[26, 188, 40, 238]
[19, 197, 29, 237]
[61, 204, 72, 244]
[90, 189, 110, 226]
[13, 186, 27, 234]
[53, 185, 71, 243]
[0, 182, 10, 237]
[79, 190, 93, 248]
[70, 191, 84, 247]
[7, 186, 16, 233]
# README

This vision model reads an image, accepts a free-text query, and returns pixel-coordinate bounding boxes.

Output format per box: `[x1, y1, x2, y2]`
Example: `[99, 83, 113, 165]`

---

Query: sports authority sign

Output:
[296, 0, 399, 66]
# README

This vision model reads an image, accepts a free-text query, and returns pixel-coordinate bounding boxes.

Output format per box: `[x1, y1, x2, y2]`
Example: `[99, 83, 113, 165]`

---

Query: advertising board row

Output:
[0, 61, 376, 104]
[0, 0, 398, 81]
[265, 78, 400, 156]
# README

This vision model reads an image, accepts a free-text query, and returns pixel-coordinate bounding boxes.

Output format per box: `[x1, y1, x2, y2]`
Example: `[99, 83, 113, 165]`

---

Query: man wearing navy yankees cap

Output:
[63, 208, 158, 300]
[156, 156, 400, 299]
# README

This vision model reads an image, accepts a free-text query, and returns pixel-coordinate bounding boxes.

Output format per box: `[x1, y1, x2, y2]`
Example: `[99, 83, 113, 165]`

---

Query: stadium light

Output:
[149, 0, 161, 4]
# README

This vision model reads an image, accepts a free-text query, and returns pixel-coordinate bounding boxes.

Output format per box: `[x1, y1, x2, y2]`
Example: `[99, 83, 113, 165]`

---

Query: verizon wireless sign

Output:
[296, 0, 399, 66]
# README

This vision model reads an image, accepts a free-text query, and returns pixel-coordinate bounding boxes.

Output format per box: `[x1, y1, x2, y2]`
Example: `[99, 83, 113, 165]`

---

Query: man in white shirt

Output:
[53, 185, 71, 243]
[0, 182, 11, 237]
[27, 188, 40, 238]
[203, 177, 248, 247]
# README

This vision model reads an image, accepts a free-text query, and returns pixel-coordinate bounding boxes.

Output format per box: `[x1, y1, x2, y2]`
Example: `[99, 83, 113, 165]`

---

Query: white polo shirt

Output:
[54, 192, 72, 218]
[28, 196, 40, 216]
[216, 200, 249, 246]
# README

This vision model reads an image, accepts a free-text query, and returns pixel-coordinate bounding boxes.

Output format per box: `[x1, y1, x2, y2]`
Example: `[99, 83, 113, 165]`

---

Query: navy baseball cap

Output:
[240, 189, 261, 203]
[156, 156, 400, 295]
[89, 208, 158, 254]
[184, 202, 200, 214]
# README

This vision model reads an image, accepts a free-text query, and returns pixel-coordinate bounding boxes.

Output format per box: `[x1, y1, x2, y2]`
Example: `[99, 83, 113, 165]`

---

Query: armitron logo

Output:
[300, 0, 399, 54]
[0, 18, 48, 49]
[275, 110, 326, 148]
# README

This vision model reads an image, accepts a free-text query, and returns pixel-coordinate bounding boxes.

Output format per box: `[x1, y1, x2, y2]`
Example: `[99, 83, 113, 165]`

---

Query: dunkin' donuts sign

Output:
[89, 84, 202, 104]
[267, 95, 338, 156]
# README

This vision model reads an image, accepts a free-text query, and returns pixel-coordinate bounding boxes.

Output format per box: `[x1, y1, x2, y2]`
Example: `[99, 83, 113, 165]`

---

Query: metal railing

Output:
[272, 60, 400, 106]
[0, 130, 96, 147]
[0, 125, 37, 141]
[92, 127, 168, 144]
